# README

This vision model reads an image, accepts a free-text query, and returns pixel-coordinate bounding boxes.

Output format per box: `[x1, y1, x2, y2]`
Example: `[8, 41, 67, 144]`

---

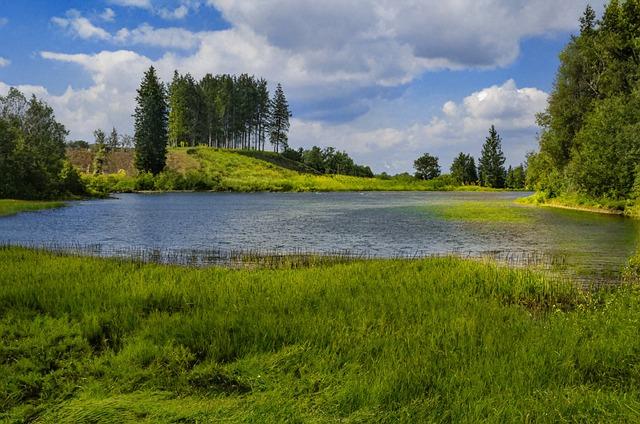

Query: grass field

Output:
[0, 199, 65, 217]
[76, 147, 495, 194]
[1, 247, 640, 422]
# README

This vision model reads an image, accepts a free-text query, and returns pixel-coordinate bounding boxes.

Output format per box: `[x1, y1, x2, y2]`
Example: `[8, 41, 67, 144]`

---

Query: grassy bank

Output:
[75, 147, 495, 194]
[0, 199, 65, 217]
[1, 248, 640, 422]
[518, 192, 637, 216]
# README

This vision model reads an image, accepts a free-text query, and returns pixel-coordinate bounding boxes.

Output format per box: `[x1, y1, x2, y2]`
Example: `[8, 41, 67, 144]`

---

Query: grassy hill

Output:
[72, 147, 488, 194]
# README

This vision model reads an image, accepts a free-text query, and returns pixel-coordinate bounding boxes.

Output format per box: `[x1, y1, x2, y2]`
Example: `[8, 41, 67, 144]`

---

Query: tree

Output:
[450, 152, 478, 185]
[168, 71, 190, 147]
[0, 88, 69, 199]
[107, 127, 119, 151]
[478, 125, 506, 188]
[92, 129, 107, 175]
[134, 66, 168, 175]
[413, 153, 441, 180]
[506, 164, 526, 189]
[269, 83, 291, 153]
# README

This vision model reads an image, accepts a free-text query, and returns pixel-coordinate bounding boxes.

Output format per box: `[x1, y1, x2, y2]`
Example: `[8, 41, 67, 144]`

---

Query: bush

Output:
[135, 172, 155, 191]
[59, 161, 86, 196]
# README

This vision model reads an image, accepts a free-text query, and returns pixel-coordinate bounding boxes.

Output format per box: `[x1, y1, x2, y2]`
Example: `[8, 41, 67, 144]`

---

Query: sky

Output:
[0, 0, 606, 173]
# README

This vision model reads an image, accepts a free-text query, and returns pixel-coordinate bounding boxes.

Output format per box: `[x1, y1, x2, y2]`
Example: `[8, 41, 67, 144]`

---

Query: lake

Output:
[0, 191, 638, 278]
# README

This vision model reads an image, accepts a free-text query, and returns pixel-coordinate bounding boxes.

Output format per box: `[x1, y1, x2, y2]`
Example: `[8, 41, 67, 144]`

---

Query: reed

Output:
[1, 247, 639, 422]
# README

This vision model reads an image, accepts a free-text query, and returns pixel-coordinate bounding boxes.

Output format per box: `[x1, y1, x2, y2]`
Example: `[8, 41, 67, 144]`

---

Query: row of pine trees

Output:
[168, 72, 291, 151]
[133, 67, 292, 175]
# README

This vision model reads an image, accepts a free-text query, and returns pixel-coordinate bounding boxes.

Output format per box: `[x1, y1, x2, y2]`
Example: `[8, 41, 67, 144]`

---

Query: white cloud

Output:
[52, 10, 111, 40]
[114, 24, 202, 49]
[0, 57, 10, 68]
[108, 0, 152, 9]
[158, 5, 190, 20]
[290, 80, 548, 173]
[101, 8, 116, 22]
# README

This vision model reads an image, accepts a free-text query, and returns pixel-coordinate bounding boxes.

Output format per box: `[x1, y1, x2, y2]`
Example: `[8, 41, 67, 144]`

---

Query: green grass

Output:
[0, 199, 65, 217]
[420, 200, 537, 223]
[1, 247, 640, 422]
[80, 147, 499, 193]
[519, 192, 636, 216]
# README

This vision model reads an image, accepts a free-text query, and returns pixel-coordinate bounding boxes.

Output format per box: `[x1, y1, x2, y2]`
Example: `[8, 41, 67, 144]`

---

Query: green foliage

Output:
[92, 129, 107, 175]
[58, 161, 85, 196]
[413, 153, 441, 180]
[530, 1, 640, 203]
[2, 248, 640, 422]
[134, 66, 169, 175]
[505, 164, 526, 190]
[0, 88, 69, 199]
[269, 83, 291, 152]
[0, 199, 65, 216]
[478, 125, 506, 188]
[450, 152, 478, 185]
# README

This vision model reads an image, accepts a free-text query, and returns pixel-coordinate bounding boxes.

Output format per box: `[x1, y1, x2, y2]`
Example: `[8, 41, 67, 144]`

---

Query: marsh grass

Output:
[421, 200, 537, 223]
[0, 199, 65, 217]
[1, 247, 640, 422]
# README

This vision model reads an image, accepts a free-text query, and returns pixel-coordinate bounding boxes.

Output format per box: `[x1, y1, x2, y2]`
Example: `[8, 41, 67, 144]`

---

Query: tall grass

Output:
[1, 247, 639, 422]
[0, 199, 65, 217]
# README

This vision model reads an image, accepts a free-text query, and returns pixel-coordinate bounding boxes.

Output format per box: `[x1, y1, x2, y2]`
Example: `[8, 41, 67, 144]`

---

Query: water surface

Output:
[0, 192, 637, 277]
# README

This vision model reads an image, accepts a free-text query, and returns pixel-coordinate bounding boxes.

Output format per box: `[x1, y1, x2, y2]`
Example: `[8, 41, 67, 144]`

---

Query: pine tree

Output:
[168, 71, 190, 147]
[478, 125, 506, 188]
[134, 66, 168, 175]
[93, 129, 107, 175]
[107, 127, 119, 151]
[269, 83, 291, 153]
[450, 152, 478, 185]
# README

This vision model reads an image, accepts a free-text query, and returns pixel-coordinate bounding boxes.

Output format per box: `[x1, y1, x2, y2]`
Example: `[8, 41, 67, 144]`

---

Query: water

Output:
[0, 191, 638, 278]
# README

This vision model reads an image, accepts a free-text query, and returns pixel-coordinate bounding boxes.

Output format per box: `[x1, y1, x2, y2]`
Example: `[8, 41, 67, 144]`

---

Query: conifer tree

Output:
[450, 152, 478, 185]
[107, 127, 119, 151]
[134, 66, 168, 175]
[478, 125, 506, 188]
[269, 83, 291, 153]
[92, 129, 107, 175]
[168, 71, 190, 147]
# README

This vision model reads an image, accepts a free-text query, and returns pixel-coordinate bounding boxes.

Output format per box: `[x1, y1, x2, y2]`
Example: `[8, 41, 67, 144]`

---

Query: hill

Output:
[70, 147, 486, 194]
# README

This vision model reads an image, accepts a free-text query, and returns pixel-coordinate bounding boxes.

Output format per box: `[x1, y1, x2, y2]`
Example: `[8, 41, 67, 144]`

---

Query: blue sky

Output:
[0, 0, 604, 173]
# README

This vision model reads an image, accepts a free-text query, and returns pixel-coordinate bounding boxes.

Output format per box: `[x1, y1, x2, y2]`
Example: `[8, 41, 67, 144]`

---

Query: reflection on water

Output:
[0, 191, 637, 278]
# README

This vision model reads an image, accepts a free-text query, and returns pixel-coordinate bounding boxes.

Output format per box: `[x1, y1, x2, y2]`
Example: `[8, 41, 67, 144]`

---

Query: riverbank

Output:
[1, 247, 639, 422]
[517, 192, 638, 217]
[0, 199, 65, 217]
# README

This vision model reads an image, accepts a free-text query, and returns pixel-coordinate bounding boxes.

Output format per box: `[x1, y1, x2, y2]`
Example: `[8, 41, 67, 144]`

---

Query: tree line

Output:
[282, 146, 374, 178]
[134, 67, 292, 175]
[413, 125, 526, 189]
[527, 1, 640, 200]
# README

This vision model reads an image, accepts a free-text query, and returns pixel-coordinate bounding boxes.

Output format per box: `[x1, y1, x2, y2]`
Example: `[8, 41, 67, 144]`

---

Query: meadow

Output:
[75, 147, 495, 195]
[1, 247, 640, 422]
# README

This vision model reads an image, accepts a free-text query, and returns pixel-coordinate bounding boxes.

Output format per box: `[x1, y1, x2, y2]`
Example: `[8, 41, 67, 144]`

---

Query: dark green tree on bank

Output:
[506, 164, 526, 189]
[528, 1, 640, 199]
[478, 125, 506, 188]
[134, 66, 168, 175]
[414, 153, 441, 180]
[450, 152, 478, 185]
[269, 83, 291, 153]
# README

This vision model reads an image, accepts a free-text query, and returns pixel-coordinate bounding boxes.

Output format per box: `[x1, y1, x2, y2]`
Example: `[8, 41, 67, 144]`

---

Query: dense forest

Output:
[527, 1, 640, 201]
[168, 72, 291, 151]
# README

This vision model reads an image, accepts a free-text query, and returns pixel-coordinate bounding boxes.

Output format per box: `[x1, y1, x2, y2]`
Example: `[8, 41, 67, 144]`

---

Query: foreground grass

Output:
[1, 248, 640, 422]
[0, 199, 65, 217]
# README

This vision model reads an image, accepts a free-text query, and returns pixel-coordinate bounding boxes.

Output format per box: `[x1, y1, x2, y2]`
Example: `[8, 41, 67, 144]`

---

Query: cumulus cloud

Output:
[0, 57, 10, 68]
[290, 80, 548, 173]
[158, 5, 190, 20]
[101, 8, 116, 22]
[52, 9, 111, 40]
